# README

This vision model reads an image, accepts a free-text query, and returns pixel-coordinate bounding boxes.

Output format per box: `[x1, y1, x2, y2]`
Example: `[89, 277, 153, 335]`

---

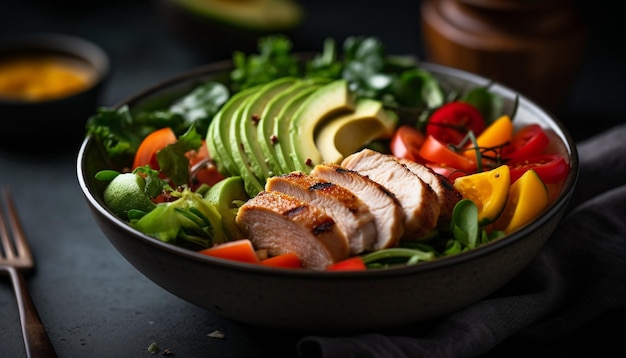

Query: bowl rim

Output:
[0, 32, 110, 105]
[77, 57, 579, 279]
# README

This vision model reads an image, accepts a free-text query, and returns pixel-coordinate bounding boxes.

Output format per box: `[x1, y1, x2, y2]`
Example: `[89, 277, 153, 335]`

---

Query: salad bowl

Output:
[77, 51, 578, 332]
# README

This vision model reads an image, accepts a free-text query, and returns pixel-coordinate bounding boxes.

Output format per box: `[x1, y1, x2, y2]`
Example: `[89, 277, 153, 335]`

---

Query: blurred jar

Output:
[420, 0, 587, 113]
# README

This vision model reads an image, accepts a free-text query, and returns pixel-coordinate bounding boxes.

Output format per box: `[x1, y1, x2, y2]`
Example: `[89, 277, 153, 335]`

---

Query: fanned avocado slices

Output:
[273, 85, 322, 173]
[207, 85, 261, 177]
[209, 78, 392, 197]
[257, 78, 328, 176]
[238, 77, 299, 181]
[227, 93, 266, 197]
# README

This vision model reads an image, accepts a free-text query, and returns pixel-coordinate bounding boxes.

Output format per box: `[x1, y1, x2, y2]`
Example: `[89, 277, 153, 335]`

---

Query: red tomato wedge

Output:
[186, 140, 210, 167]
[260, 253, 303, 269]
[508, 154, 569, 184]
[425, 101, 486, 145]
[326, 257, 367, 271]
[419, 135, 476, 173]
[133, 127, 177, 170]
[426, 163, 467, 181]
[198, 239, 260, 264]
[187, 141, 225, 187]
[502, 124, 550, 162]
[390, 125, 427, 163]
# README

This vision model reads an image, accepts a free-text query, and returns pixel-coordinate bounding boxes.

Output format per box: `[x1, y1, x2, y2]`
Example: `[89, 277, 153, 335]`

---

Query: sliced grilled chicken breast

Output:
[266, 172, 377, 255]
[341, 149, 440, 239]
[397, 158, 462, 224]
[235, 190, 350, 270]
[310, 163, 405, 250]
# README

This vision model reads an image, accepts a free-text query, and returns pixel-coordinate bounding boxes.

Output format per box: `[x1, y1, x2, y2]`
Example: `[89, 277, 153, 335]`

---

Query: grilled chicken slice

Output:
[235, 190, 350, 270]
[341, 149, 440, 240]
[310, 163, 405, 250]
[397, 158, 462, 224]
[266, 172, 377, 255]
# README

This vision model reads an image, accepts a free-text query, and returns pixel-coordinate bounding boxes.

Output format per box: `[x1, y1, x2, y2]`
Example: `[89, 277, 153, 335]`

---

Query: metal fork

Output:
[0, 188, 57, 358]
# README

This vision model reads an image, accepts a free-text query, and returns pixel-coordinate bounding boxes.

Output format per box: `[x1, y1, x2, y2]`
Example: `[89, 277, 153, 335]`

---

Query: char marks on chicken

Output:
[310, 163, 405, 250]
[235, 190, 350, 270]
[266, 172, 377, 255]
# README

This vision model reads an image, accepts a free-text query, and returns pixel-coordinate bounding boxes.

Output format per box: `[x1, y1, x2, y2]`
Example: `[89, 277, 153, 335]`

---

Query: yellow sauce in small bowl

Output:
[0, 55, 96, 102]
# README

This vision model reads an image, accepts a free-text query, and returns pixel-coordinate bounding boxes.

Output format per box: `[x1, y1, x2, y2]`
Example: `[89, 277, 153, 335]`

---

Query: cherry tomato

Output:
[425, 101, 486, 145]
[133, 127, 177, 170]
[508, 154, 569, 184]
[419, 135, 476, 173]
[192, 163, 225, 188]
[502, 124, 550, 162]
[390, 125, 427, 163]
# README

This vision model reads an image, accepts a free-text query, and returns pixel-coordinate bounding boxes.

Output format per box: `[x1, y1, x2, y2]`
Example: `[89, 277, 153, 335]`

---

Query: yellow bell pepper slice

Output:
[464, 115, 513, 162]
[453, 165, 511, 225]
[492, 169, 549, 234]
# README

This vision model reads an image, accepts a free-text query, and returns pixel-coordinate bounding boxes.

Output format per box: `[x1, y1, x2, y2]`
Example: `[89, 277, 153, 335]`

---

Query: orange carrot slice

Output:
[260, 253, 303, 269]
[198, 239, 260, 264]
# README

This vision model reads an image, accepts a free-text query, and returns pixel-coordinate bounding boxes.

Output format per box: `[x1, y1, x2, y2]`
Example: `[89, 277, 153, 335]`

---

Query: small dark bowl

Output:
[0, 33, 109, 144]
[77, 59, 578, 333]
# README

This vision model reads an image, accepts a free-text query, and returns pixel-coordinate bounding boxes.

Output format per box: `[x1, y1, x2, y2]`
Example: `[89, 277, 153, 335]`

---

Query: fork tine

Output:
[3, 188, 32, 263]
[0, 188, 17, 261]
[0, 188, 33, 267]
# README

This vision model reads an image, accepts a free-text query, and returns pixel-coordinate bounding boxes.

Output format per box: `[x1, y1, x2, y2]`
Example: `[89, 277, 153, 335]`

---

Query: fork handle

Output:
[5, 266, 58, 358]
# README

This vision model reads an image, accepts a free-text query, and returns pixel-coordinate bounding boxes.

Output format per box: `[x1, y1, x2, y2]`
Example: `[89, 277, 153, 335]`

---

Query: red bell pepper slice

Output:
[326, 257, 367, 271]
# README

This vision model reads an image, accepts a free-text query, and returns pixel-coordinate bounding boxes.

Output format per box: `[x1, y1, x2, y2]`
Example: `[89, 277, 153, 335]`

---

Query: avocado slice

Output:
[227, 94, 266, 197]
[170, 0, 302, 31]
[273, 85, 323, 173]
[162, 0, 302, 60]
[207, 85, 261, 177]
[257, 78, 329, 177]
[315, 98, 398, 164]
[205, 176, 249, 241]
[288, 80, 356, 173]
[239, 77, 299, 181]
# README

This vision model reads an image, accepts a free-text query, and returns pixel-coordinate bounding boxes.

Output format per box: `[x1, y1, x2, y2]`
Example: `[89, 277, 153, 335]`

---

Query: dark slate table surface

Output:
[1, 1, 624, 357]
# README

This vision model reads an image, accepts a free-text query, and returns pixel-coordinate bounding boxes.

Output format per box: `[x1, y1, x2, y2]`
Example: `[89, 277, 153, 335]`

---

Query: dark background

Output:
[1, 0, 624, 140]
[0, 1, 624, 357]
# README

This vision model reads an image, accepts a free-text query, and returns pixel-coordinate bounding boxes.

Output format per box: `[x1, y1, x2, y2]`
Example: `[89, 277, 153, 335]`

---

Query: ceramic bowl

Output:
[0, 33, 109, 144]
[76, 59, 578, 333]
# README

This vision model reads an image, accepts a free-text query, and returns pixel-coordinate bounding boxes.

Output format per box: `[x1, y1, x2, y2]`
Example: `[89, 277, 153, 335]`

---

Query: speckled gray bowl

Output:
[76, 59, 578, 333]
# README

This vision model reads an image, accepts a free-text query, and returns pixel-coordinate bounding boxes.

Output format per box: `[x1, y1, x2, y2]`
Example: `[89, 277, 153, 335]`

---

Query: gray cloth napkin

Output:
[297, 123, 626, 358]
